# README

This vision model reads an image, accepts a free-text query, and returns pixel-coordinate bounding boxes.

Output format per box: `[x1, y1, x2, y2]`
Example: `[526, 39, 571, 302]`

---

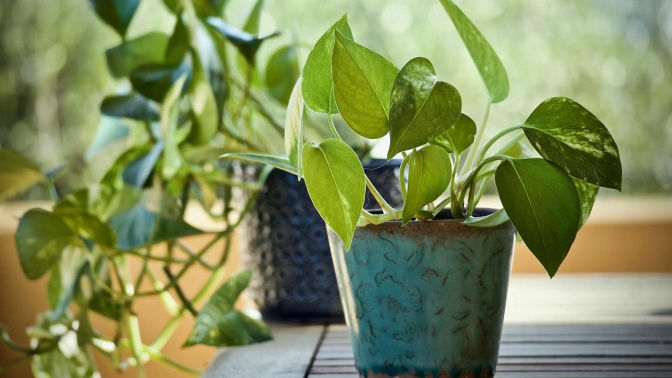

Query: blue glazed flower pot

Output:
[327, 209, 515, 378]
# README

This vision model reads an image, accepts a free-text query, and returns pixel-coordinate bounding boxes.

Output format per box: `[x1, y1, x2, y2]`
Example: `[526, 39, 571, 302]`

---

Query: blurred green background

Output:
[1, 0, 670, 195]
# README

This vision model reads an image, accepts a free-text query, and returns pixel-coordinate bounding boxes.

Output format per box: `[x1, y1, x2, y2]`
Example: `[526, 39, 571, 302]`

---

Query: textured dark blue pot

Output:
[241, 160, 402, 322]
[328, 209, 515, 378]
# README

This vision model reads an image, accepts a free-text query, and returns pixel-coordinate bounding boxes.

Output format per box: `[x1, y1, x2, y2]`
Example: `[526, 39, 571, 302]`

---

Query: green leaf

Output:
[100, 94, 160, 121]
[206, 17, 278, 64]
[76, 308, 95, 348]
[388, 57, 462, 159]
[221, 153, 298, 175]
[162, 75, 188, 179]
[242, 0, 264, 34]
[266, 45, 301, 105]
[438, 0, 509, 103]
[184, 270, 272, 347]
[87, 258, 123, 320]
[101, 144, 153, 189]
[284, 77, 304, 174]
[47, 247, 87, 310]
[495, 158, 580, 277]
[0, 149, 46, 203]
[402, 146, 452, 224]
[58, 211, 117, 247]
[105, 32, 170, 78]
[15, 209, 77, 280]
[302, 139, 365, 249]
[430, 113, 476, 155]
[109, 204, 203, 250]
[573, 178, 599, 229]
[130, 61, 191, 103]
[332, 31, 399, 139]
[166, 15, 190, 65]
[89, 0, 140, 37]
[51, 261, 88, 322]
[522, 97, 622, 190]
[302, 14, 353, 114]
[187, 50, 219, 146]
[85, 119, 129, 161]
[122, 141, 164, 188]
[463, 208, 509, 228]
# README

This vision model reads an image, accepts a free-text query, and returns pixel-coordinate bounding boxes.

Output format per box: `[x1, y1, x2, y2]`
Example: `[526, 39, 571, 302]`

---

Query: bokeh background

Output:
[1, 0, 671, 195]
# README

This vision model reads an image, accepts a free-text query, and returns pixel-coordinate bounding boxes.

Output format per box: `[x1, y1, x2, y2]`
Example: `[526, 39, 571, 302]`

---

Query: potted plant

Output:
[224, 0, 622, 376]
[0, 0, 297, 376]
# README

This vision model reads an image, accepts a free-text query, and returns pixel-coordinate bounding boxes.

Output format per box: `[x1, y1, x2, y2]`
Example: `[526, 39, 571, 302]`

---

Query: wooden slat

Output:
[308, 325, 672, 377]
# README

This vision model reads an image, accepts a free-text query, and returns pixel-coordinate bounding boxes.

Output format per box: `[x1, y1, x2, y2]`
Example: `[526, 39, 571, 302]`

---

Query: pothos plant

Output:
[225, 0, 622, 278]
[0, 0, 300, 376]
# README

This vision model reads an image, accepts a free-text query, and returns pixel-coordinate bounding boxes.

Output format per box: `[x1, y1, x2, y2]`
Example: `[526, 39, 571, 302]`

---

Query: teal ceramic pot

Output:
[327, 209, 515, 378]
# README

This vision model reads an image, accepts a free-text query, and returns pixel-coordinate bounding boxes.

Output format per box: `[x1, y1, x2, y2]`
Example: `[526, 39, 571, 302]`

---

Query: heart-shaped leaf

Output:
[302, 139, 366, 249]
[402, 145, 452, 224]
[221, 153, 298, 175]
[184, 270, 272, 347]
[573, 178, 599, 229]
[166, 14, 190, 65]
[388, 57, 462, 159]
[284, 78, 304, 174]
[266, 45, 301, 105]
[15, 209, 77, 280]
[463, 208, 510, 228]
[430, 113, 476, 155]
[332, 31, 398, 139]
[496, 158, 580, 277]
[438, 0, 509, 103]
[0, 149, 46, 203]
[522, 97, 622, 190]
[105, 32, 170, 78]
[123, 141, 164, 188]
[302, 14, 353, 114]
[89, 0, 140, 37]
[101, 94, 160, 121]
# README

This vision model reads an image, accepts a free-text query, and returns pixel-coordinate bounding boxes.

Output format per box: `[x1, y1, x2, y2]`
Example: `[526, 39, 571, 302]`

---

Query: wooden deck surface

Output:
[204, 274, 672, 378]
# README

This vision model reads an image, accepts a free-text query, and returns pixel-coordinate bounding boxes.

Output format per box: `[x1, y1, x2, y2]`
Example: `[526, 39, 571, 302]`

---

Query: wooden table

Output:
[204, 274, 672, 377]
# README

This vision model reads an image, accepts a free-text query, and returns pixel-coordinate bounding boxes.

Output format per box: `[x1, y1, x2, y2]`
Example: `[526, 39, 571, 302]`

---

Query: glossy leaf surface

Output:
[184, 270, 272, 347]
[89, 0, 140, 37]
[266, 45, 300, 105]
[402, 146, 452, 224]
[162, 75, 188, 178]
[438, 0, 509, 103]
[105, 33, 170, 78]
[206, 17, 278, 63]
[0, 149, 46, 203]
[522, 97, 622, 190]
[15, 209, 77, 280]
[122, 141, 164, 188]
[573, 178, 599, 229]
[242, 0, 264, 34]
[496, 158, 580, 277]
[302, 139, 365, 249]
[302, 15, 353, 114]
[388, 58, 461, 159]
[430, 113, 477, 155]
[130, 61, 191, 103]
[332, 32, 398, 139]
[100, 94, 160, 121]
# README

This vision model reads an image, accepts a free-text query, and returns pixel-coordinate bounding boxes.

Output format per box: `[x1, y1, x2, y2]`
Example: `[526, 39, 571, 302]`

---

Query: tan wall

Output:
[1, 197, 671, 377]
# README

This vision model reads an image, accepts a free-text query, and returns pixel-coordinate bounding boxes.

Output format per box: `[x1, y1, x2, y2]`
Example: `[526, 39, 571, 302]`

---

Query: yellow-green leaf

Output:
[0, 149, 46, 203]
[402, 146, 452, 224]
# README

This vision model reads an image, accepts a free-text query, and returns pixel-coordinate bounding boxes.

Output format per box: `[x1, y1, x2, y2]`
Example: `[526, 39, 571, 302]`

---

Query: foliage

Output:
[0, 0, 300, 375]
[224, 0, 622, 278]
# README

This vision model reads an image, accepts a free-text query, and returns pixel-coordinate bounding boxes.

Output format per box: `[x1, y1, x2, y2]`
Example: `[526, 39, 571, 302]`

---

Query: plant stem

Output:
[359, 209, 399, 225]
[163, 267, 198, 317]
[461, 101, 491, 175]
[146, 267, 179, 316]
[327, 113, 341, 140]
[475, 125, 524, 164]
[0, 355, 31, 374]
[145, 348, 201, 375]
[365, 177, 395, 214]
[458, 155, 510, 207]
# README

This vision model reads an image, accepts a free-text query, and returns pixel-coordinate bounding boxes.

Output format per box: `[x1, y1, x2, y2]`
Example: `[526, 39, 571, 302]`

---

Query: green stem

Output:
[146, 267, 179, 316]
[0, 355, 31, 374]
[475, 125, 524, 164]
[461, 101, 491, 175]
[359, 209, 400, 225]
[145, 348, 201, 375]
[365, 177, 395, 214]
[163, 267, 198, 317]
[327, 113, 341, 140]
[458, 155, 510, 207]
[433, 196, 452, 217]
